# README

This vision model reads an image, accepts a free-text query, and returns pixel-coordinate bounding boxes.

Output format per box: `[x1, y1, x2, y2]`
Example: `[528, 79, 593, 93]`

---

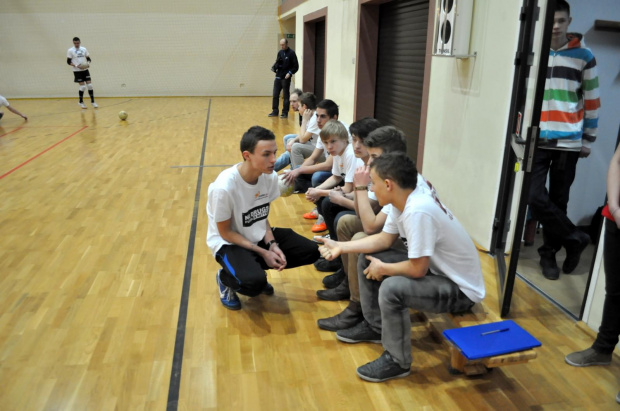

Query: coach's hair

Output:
[291, 88, 303, 98]
[299, 92, 317, 110]
[555, 0, 570, 15]
[317, 99, 339, 118]
[365, 126, 407, 154]
[370, 153, 417, 190]
[73, 37, 80, 42]
[349, 118, 383, 142]
[320, 120, 349, 142]
[240, 126, 275, 155]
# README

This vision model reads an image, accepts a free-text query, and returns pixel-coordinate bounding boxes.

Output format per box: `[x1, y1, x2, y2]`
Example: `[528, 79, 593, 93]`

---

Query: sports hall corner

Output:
[1, 0, 620, 409]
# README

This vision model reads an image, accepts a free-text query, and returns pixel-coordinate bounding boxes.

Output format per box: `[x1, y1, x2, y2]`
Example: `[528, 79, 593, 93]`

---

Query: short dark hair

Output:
[365, 126, 407, 154]
[240, 126, 275, 155]
[317, 99, 339, 118]
[299, 92, 317, 110]
[370, 153, 418, 190]
[73, 37, 80, 42]
[349, 118, 383, 143]
[555, 0, 570, 15]
[291, 88, 303, 98]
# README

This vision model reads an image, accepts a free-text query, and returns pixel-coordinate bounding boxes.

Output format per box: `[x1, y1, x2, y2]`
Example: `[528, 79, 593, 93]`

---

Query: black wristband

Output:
[266, 240, 277, 248]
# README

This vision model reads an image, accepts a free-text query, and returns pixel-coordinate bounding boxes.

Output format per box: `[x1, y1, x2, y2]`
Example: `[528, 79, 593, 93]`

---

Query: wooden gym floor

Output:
[1, 97, 618, 410]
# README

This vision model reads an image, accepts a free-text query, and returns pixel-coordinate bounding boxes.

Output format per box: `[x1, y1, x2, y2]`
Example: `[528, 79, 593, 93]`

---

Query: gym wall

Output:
[0, 0, 280, 97]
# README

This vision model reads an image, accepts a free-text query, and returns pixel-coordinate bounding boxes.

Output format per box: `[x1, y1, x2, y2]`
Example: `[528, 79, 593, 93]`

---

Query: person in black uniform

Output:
[269, 38, 299, 119]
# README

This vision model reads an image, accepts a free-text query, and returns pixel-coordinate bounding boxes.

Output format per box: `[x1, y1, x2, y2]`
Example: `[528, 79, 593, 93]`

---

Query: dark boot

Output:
[317, 301, 364, 331]
[539, 248, 559, 280]
[322, 267, 345, 289]
[315, 256, 342, 272]
[317, 275, 349, 301]
[562, 230, 590, 274]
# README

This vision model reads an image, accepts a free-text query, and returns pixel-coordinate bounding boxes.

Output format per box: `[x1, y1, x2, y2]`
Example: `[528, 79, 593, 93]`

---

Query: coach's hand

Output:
[262, 246, 287, 271]
[316, 237, 342, 261]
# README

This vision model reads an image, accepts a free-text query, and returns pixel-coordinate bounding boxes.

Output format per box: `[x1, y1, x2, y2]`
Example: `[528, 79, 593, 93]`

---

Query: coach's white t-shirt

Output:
[207, 164, 280, 255]
[67, 46, 90, 72]
[0, 95, 9, 107]
[331, 144, 363, 183]
[382, 188, 485, 303]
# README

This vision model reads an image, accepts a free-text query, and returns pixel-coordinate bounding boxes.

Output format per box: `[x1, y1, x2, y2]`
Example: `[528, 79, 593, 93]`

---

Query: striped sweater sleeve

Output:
[581, 54, 600, 148]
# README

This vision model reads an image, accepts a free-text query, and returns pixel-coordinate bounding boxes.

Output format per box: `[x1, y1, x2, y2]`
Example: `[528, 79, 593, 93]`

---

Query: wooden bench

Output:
[419, 305, 538, 376]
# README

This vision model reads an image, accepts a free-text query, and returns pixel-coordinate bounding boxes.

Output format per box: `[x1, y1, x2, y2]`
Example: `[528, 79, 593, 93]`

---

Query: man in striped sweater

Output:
[529, 0, 600, 280]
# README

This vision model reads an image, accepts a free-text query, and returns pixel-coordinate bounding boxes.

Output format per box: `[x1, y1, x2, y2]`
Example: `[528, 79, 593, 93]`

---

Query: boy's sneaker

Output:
[356, 351, 411, 382]
[336, 320, 381, 344]
[216, 270, 241, 310]
[79, 102, 87, 109]
[92, 102, 98, 108]
[268, 111, 278, 117]
[280, 112, 288, 118]
[311, 215, 327, 232]
[565, 347, 612, 367]
[303, 208, 319, 219]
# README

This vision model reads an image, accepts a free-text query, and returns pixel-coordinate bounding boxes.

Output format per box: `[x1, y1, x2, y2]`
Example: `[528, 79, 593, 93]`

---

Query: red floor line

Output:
[0, 126, 88, 180]
[0, 127, 24, 138]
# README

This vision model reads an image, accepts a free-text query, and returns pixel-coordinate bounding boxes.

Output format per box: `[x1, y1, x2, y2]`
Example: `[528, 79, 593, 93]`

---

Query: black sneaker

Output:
[356, 351, 411, 382]
[314, 257, 342, 272]
[562, 230, 590, 274]
[322, 267, 345, 289]
[539, 252, 559, 280]
[268, 111, 278, 117]
[262, 282, 274, 295]
[336, 320, 381, 344]
[280, 112, 288, 118]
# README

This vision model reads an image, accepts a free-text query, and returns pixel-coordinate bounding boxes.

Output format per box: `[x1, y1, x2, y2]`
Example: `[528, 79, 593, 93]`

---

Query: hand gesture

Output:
[363, 255, 385, 281]
[328, 188, 345, 205]
[316, 237, 342, 261]
[354, 165, 371, 187]
[262, 245, 287, 271]
[579, 146, 591, 158]
[302, 108, 313, 122]
[286, 138, 295, 152]
[305, 187, 321, 203]
[284, 168, 299, 184]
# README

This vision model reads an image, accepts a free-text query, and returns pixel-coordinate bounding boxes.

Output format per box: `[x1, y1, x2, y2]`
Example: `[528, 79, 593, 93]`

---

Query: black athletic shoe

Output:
[261, 282, 274, 295]
[315, 257, 342, 273]
[356, 351, 411, 382]
[336, 320, 381, 344]
[280, 112, 288, 118]
[316, 279, 350, 301]
[539, 253, 559, 280]
[268, 111, 278, 117]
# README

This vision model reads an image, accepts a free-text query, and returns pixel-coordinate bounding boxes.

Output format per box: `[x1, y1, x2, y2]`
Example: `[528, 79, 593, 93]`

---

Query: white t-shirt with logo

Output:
[67, 46, 89, 72]
[382, 189, 485, 303]
[0, 95, 9, 107]
[331, 144, 363, 183]
[206, 164, 280, 255]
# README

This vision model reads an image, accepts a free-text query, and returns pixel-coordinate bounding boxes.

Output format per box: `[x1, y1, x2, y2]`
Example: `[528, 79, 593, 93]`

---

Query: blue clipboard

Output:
[443, 320, 541, 360]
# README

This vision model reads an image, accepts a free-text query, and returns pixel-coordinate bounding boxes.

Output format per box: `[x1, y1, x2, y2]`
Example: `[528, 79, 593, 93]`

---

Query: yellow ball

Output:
[118, 111, 128, 121]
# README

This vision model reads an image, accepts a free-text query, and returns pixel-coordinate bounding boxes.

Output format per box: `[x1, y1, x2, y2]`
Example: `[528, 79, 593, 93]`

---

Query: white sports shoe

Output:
[78, 102, 87, 109]
[92, 102, 98, 108]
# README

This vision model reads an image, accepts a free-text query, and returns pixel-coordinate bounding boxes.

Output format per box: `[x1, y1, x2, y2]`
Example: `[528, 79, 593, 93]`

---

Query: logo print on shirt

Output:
[242, 204, 270, 227]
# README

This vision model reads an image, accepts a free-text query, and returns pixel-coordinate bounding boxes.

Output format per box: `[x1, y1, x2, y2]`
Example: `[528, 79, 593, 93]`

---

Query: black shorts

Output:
[73, 70, 91, 83]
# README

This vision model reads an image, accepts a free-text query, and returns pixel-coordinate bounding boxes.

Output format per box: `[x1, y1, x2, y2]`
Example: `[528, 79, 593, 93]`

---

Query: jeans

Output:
[358, 248, 474, 368]
[291, 142, 322, 169]
[272, 77, 291, 114]
[275, 134, 297, 172]
[528, 149, 581, 253]
[593, 219, 620, 354]
[317, 196, 355, 240]
[215, 228, 319, 297]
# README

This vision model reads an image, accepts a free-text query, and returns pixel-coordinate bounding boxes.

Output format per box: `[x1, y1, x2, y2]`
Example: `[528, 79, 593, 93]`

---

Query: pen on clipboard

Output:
[480, 328, 509, 336]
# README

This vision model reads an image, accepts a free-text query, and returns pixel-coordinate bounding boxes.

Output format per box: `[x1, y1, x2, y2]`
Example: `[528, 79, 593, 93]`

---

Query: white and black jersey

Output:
[67, 46, 89, 72]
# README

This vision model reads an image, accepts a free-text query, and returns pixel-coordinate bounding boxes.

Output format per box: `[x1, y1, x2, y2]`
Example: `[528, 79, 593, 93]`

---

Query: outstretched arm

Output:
[7, 105, 27, 120]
